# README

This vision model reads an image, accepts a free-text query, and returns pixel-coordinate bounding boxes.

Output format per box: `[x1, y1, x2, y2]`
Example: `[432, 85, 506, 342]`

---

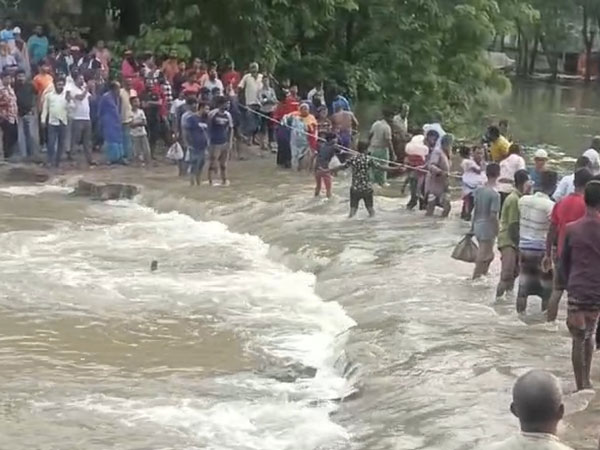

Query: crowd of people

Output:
[2, 22, 600, 449]
[0, 22, 381, 188]
[458, 127, 600, 400]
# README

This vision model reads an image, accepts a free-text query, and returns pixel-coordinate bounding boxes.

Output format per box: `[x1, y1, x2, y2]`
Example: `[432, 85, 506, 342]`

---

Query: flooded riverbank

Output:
[2, 80, 600, 449]
[0, 155, 598, 449]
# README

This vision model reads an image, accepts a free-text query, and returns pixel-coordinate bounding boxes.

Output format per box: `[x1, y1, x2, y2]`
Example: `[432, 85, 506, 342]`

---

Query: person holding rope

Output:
[368, 108, 395, 187]
[331, 103, 358, 163]
[314, 131, 338, 199]
[183, 100, 210, 186]
[425, 133, 453, 217]
[286, 102, 317, 171]
[333, 140, 395, 218]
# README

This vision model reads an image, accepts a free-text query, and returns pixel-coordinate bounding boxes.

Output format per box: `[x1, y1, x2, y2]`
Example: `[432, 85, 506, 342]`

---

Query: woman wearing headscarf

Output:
[287, 102, 317, 171]
[273, 87, 299, 168]
[424, 133, 453, 217]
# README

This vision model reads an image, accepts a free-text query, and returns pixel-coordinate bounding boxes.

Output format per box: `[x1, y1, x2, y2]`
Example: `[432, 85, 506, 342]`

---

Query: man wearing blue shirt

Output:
[27, 25, 49, 66]
[183, 101, 210, 186]
[0, 18, 14, 47]
[208, 96, 233, 186]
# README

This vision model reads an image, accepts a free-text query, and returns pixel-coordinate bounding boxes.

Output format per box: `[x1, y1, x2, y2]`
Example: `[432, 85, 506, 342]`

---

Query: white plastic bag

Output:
[166, 142, 184, 161]
[329, 155, 342, 170]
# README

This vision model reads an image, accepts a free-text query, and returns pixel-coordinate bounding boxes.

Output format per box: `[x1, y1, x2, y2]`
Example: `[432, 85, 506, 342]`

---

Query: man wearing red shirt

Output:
[559, 180, 600, 390]
[222, 60, 241, 91]
[546, 168, 593, 321]
[181, 72, 202, 97]
[161, 50, 179, 84]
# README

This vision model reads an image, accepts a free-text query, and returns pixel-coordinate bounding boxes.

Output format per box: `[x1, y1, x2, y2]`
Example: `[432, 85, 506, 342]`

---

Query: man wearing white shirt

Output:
[582, 136, 600, 174]
[553, 156, 592, 202]
[498, 144, 526, 209]
[488, 370, 572, 450]
[238, 62, 263, 142]
[68, 73, 93, 165]
[307, 81, 324, 105]
[203, 66, 223, 95]
[517, 171, 557, 313]
[41, 78, 69, 168]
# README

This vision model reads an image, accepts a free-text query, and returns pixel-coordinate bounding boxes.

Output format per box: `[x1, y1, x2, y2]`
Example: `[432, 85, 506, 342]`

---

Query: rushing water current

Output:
[0, 165, 597, 450]
[3, 81, 600, 450]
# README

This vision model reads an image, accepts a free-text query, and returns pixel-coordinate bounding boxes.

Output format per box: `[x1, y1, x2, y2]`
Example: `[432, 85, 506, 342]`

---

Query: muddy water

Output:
[2, 80, 600, 450]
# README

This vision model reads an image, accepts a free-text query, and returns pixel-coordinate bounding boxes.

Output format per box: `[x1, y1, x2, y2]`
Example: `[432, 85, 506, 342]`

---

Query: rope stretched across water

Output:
[237, 102, 463, 180]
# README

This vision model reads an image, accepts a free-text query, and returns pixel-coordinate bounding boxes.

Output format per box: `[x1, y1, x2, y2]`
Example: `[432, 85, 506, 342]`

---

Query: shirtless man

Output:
[331, 104, 358, 162]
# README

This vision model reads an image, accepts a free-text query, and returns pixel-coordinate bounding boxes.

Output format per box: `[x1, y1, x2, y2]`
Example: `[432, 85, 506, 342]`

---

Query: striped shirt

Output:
[518, 192, 554, 251]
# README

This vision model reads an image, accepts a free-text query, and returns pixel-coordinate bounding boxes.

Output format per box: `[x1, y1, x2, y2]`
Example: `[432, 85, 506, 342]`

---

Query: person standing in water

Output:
[546, 168, 592, 322]
[288, 103, 317, 171]
[516, 171, 557, 313]
[424, 133, 453, 217]
[553, 156, 592, 202]
[488, 370, 572, 450]
[487, 125, 510, 163]
[331, 104, 358, 162]
[392, 103, 410, 162]
[498, 144, 526, 211]
[207, 96, 233, 186]
[529, 149, 549, 192]
[460, 146, 487, 221]
[559, 180, 600, 391]
[183, 101, 210, 186]
[314, 132, 338, 199]
[582, 136, 600, 175]
[496, 169, 530, 298]
[472, 163, 501, 280]
[334, 141, 393, 218]
[368, 108, 394, 187]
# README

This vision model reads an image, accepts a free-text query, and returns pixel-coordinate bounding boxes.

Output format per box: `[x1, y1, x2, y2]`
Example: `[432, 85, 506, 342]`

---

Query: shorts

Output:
[350, 188, 374, 209]
[188, 148, 206, 174]
[475, 240, 495, 264]
[338, 129, 352, 149]
[499, 246, 519, 282]
[315, 169, 332, 190]
[567, 301, 600, 339]
[518, 249, 553, 299]
[209, 143, 229, 169]
[426, 191, 449, 206]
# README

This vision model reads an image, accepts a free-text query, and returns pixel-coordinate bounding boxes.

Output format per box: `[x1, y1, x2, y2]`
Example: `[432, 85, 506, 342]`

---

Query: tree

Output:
[579, 0, 598, 82]
[27, 0, 513, 126]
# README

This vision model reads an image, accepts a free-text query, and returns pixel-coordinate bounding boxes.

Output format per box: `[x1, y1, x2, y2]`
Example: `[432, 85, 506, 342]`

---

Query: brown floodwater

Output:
[1, 80, 600, 450]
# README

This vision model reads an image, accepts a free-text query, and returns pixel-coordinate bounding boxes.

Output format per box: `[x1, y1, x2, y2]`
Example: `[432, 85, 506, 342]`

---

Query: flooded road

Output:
[2, 81, 600, 449]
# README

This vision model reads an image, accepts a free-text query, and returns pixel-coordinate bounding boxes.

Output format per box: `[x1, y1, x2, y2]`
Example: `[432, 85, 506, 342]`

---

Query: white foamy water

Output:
[0, 192, 355, 450]
[0, 184, 72, 196]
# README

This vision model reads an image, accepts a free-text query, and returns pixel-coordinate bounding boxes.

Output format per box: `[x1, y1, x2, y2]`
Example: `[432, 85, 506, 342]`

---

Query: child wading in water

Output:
[314, 132, 339, 199]
[334, 141, 394, 217]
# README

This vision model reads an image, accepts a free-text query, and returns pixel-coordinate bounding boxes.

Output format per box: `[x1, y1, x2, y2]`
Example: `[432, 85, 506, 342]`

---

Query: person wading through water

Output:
[545, 168, 593, 322]
[472, 163, 501, 280]
[559, 179, 600, 391]
[496, 169, 531, 298]
[516, 171, 557, 314]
